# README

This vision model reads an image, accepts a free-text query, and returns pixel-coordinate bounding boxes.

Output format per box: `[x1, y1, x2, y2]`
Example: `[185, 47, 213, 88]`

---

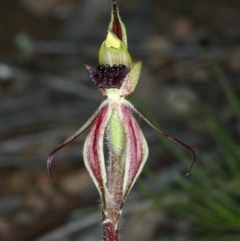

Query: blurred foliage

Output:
[134, 47, 240, 240]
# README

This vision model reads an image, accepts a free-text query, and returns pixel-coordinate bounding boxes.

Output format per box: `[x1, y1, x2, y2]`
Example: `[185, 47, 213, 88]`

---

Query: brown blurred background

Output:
[1, 0, 240, 241]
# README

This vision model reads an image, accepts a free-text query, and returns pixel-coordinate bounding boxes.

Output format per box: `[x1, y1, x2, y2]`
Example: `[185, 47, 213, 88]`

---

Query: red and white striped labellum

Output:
[47, 0, 196, 230]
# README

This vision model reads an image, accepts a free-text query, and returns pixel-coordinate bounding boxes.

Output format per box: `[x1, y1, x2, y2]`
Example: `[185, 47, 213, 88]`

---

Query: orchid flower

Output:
[47, 1, 196, 240]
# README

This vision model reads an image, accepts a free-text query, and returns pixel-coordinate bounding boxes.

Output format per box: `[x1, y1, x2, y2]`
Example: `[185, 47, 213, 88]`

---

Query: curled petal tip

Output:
[185, 151, 196, 176]
[46, 106, 102, 179]
[47, 156, 54, 178]
[131, 105, 197, 176]
[47, 143, 66, 179]
[166, 134, 196, 176]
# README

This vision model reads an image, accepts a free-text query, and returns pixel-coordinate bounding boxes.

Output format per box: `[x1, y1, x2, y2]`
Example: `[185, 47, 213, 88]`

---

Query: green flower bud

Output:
[99, 31, 132, 66]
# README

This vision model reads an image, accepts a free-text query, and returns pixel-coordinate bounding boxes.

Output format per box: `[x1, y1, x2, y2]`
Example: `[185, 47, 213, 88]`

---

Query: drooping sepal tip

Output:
[46, 107, 102, 179]
[47, 140, 77, 179]
[47, 142, 71, 179]
[129, 103, 196, 176]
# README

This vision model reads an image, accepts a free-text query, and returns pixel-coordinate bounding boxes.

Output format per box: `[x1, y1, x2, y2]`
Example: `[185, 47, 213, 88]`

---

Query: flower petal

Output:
[47, 106, 101, 178]
[120, 61, 142, 97]
[119, 100, 149, 200]
[131, 104, 196, 175]
[83, 101, 112, 197]
[109, 0, 128, 48]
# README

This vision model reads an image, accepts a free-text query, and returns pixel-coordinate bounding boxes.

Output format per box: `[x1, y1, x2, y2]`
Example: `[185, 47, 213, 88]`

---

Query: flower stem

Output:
[102, 213, 119, 241]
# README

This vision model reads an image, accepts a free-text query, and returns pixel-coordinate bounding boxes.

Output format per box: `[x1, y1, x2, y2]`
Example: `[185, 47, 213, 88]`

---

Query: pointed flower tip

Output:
[110, 0, 125, 44]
